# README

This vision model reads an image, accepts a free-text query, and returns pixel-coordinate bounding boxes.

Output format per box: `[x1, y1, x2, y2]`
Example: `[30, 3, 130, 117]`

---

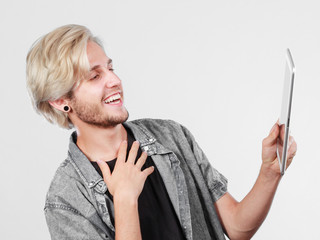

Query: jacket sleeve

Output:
[45, 204, 110, 240]
[180, 123, 228, 202]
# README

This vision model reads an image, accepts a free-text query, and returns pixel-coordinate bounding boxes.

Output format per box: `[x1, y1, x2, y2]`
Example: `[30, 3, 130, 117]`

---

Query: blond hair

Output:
[26, 24, 102, 129]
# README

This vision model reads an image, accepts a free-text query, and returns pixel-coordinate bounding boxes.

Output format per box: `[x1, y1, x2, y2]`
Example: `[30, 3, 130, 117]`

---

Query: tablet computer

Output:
[277, 48, 295, 176]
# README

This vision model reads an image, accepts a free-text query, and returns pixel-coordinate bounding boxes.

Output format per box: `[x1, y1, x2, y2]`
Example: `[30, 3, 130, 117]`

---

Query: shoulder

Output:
[127, 118, 195, 152]
[128, 118, 187, 135]
[130, 118, 195, 143]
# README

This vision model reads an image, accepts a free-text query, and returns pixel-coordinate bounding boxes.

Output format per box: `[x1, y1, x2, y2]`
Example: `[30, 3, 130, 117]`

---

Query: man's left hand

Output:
[261, 122, 297, 177]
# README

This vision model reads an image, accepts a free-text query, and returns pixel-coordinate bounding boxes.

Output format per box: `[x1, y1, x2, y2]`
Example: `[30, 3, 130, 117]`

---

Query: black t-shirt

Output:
[91, 128, 186, 240]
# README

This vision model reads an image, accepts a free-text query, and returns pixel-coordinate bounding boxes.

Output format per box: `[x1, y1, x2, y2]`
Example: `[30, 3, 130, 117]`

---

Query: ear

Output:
[49, 98, 70, 112]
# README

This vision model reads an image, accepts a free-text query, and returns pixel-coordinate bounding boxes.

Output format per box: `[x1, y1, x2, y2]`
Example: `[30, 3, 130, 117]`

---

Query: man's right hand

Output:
[97, 141, 153, 240]
[97, 141, 154, 201]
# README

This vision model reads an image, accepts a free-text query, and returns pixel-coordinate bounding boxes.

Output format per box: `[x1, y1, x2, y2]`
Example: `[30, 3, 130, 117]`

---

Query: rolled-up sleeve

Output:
[180, 124, 228, 202]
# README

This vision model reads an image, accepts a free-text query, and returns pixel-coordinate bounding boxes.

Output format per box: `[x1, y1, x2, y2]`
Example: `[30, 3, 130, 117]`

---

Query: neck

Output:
[75, 122, 127, 162]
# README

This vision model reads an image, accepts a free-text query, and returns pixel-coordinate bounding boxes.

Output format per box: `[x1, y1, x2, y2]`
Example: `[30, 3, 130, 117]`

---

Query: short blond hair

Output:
[26, 24, 102, 129]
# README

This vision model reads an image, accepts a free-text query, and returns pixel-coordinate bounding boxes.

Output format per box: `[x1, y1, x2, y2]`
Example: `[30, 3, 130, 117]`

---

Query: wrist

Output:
[113, 192, 139, 206]
[260, 162, 282, 183]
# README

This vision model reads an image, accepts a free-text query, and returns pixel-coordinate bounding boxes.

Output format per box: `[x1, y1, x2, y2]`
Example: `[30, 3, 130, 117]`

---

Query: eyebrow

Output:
[90, 59, 113, 71]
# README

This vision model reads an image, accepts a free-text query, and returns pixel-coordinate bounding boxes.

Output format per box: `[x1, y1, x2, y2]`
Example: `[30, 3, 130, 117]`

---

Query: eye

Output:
[90, 74, 100, 80]
[107, 63, 114, 72]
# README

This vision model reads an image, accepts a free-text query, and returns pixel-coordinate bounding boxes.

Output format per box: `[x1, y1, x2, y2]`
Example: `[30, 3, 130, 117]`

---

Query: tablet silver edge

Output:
[280, 48, 295, 176]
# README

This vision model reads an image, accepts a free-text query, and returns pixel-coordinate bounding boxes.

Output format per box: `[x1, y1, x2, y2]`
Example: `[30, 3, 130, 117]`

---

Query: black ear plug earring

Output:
[63, 106, 70, 112]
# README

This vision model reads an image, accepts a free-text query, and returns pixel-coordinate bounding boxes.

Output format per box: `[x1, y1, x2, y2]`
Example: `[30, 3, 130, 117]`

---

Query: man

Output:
[26, 24, 297, 240]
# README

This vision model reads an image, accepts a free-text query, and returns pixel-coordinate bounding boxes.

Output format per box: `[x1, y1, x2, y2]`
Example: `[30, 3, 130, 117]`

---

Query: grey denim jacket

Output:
[45, 119, 227, 240]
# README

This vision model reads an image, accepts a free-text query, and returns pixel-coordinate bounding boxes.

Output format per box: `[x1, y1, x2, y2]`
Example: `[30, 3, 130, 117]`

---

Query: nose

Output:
[104, 70, 121, 88]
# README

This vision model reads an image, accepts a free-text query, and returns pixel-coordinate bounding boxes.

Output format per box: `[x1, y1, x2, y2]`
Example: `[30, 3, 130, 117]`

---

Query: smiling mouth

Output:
[104, 93, 121, 104]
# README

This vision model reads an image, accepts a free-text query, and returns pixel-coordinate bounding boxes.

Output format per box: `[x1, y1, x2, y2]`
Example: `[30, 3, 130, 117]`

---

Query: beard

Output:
[70, 97, 129, 128]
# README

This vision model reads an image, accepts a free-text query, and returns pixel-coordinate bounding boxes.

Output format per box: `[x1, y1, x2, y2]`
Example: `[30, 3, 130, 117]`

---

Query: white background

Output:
[1, 0, 319, 239]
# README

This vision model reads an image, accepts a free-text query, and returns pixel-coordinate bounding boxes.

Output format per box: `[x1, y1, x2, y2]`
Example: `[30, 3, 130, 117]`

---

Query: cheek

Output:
[75, 82, 104, 99]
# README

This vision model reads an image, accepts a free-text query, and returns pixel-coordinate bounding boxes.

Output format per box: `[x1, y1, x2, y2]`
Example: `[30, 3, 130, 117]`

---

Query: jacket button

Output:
[88, 181, 95, 187]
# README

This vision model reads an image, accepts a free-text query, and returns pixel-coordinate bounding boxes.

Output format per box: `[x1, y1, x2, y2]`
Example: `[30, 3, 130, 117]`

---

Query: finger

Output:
[97, 160, 111, 182]
[269, 122, 278, 134]
[288, 135, 295, 147]
[286, 153, 295, 169]
[135, 151, 148, 169]
[263, 123, 280, 147]
[286, 138, 297, 169]
[127, 141, 140, 164]
[287, 137, 297, 158]
[116, 141, 128, 164]
[142, 166, 155, 178]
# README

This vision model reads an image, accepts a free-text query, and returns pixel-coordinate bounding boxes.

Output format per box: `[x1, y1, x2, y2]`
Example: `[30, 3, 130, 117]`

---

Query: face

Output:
[69, 41, 129, 128]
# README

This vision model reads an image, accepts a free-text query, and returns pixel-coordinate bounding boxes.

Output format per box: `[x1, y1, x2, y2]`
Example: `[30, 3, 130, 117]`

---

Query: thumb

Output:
[264, 123, 280, 147]
[97, 160, 111, 182]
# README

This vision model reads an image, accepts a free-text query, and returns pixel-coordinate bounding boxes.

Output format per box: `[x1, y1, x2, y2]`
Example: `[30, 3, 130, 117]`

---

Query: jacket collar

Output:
[67, 121, 172, 193]
[68, 132, 106, 193]
[124, 121, 172, 156]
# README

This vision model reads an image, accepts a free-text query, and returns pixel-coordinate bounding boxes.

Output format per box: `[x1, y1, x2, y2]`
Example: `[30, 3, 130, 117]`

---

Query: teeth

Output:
[104, 93, 121, 103]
